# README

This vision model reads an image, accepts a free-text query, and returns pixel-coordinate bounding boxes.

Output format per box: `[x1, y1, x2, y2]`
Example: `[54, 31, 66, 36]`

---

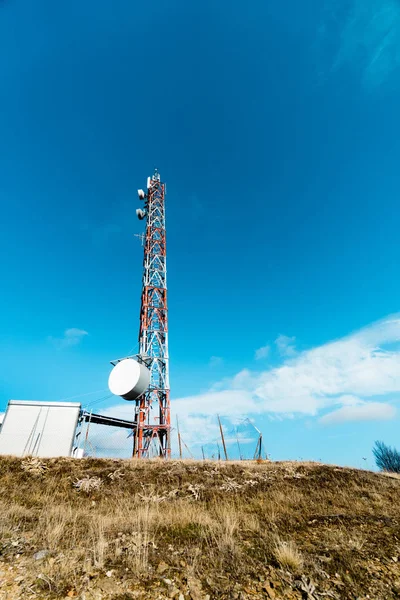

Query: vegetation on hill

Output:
[373, 440, 400, 474]
[0, 457, 400, 599]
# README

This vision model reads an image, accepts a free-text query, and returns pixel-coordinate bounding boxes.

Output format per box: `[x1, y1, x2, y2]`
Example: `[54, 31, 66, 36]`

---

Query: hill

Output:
[0, 457, 399, 599]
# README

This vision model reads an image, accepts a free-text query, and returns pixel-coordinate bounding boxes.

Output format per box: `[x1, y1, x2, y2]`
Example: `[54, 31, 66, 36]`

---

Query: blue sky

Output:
[1, 0, 400, 466]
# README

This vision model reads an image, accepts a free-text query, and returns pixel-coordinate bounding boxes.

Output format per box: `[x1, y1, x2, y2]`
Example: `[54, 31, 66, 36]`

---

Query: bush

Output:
[373, 440, 400, 473]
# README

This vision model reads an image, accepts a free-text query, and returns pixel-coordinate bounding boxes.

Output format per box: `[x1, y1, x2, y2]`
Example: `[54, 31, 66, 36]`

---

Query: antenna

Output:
[134, 233, 145, 246]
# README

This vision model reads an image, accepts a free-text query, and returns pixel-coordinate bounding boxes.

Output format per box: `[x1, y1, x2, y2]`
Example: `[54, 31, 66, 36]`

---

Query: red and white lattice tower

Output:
[134, 169, 170, 458]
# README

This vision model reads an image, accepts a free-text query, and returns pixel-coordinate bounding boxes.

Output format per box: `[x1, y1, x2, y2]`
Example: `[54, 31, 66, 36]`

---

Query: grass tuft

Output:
[273, 539, 304, 573]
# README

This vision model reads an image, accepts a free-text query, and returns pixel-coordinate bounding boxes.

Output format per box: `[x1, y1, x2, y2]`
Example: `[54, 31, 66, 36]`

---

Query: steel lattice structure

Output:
[133, 169, 170, 458]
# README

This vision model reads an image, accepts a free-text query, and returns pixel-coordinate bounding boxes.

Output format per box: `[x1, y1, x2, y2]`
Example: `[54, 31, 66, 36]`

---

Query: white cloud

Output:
[255, 345, 270, 360]
[102, 314, 400, 454]
[209, 356, 223, 368]
[172, 314, 400, 445]
[320, 402, 396, 425]
[49, 328, 88, 348]
[275, 334, 296, 357]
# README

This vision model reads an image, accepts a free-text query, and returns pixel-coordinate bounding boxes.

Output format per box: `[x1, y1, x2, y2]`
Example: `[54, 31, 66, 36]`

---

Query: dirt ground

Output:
[0, 457, 399, 599]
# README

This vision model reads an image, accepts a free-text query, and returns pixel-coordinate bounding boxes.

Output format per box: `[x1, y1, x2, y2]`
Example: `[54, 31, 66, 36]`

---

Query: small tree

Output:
[373, 440, 400, 473]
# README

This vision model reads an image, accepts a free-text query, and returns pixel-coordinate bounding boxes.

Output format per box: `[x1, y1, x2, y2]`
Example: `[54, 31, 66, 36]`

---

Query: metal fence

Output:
[74, 412, 134, 459]
[74, 413, 265, 461]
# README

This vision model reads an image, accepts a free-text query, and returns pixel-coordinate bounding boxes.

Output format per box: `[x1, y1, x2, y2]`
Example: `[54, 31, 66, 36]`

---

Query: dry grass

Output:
[0, 458, 400, 599]
[41, 504, 75, 551]
[212, 503, 239, 553]
[381, 471, 400, 480]
[273, 539, 304, 573]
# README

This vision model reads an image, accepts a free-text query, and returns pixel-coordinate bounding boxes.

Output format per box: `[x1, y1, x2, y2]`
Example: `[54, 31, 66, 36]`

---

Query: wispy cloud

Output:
[275, 334, 296, 357]
[319, 0, 400, 88]
[48, 328, 88, 348]
[254, 344, 270, 360]
[209, 356, 223, 368]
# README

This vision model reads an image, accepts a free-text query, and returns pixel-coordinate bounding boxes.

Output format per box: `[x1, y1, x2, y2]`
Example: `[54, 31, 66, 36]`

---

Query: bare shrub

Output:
[138, 491, 167, 503]
[107, 469, 124, 481]
[187, 483, 203, 500]
[220, 478, 242, 492]
[21, 457, 47, 476]
[73, 476, 103, 493]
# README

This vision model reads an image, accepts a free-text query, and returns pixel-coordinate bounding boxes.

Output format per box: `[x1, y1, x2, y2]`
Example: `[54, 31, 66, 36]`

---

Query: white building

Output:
[0, 400, 81, 458]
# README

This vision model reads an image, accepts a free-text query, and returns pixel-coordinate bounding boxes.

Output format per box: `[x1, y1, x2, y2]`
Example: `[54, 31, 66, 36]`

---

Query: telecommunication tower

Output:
[134, 169, 170, 458]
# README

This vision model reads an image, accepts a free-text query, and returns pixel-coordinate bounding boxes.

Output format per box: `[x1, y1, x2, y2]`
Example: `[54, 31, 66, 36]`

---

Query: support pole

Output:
[218, 415, 228, 461]
[83, 410, 92, 457]
[236, 429, 243, 460]
[182, 437, 194, 459]
[253, 434, 262, 460]
[176, 416, 183, 460]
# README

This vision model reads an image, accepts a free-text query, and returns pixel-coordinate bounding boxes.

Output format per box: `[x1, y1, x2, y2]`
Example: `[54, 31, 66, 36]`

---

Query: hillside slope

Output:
[0, 457, 399, 599]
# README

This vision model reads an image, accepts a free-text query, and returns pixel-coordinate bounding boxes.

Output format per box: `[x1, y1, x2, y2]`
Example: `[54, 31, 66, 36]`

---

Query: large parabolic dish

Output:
[108, 358, 150, 401]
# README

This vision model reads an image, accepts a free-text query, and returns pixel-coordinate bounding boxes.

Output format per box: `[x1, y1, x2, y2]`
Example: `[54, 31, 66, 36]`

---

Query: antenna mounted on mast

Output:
[133, 169, 170, 458]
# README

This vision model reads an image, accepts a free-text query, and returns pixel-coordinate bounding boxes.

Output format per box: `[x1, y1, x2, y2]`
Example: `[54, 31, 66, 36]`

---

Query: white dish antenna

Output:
[147, 177, 151, 189]
[108, 358, 150, 401]
[136, 209, 146, 220]
[138, 189, 146, 199]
